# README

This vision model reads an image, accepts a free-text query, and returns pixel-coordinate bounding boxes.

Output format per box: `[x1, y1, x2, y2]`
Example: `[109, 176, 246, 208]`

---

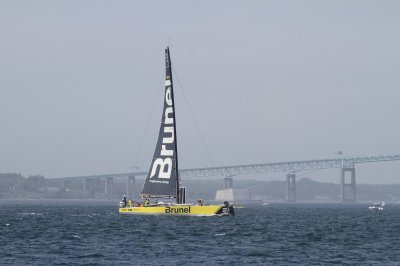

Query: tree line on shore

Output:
[1, 173, 399, 202]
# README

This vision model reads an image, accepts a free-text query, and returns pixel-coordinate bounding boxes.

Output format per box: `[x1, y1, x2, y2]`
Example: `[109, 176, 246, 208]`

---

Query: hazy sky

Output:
[1, 1, 399, 183]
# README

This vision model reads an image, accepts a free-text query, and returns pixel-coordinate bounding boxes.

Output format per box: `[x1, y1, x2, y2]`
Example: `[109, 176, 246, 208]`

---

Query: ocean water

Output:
[1, 200, 400, 265]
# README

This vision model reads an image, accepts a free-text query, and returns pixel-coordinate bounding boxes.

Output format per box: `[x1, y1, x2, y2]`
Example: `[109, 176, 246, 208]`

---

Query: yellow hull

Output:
[119, 204, 234, 216]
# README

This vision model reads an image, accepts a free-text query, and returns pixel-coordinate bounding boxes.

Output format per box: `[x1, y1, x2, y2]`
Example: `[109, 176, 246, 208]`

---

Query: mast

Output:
[165, 47, 180, 203]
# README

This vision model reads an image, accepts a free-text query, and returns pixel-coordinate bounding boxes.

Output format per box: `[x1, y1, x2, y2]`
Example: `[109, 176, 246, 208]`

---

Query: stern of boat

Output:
[215, 201, 235, 216]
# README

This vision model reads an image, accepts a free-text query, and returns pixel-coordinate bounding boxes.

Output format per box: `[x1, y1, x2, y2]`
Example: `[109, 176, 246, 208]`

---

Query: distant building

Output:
[215, 188, 250, 202]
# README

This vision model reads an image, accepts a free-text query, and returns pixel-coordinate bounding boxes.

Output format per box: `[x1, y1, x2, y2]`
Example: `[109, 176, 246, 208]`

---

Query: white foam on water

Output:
[71, 214, 100, 217]
[214, 233, 226, 236]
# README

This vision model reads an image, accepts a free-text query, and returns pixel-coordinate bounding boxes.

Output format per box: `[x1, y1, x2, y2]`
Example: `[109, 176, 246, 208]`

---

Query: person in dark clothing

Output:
[122, 195, 127, 207]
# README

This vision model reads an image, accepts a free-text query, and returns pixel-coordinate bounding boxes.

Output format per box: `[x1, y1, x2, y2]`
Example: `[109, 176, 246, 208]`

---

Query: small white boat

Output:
[368, 202, 385, 210]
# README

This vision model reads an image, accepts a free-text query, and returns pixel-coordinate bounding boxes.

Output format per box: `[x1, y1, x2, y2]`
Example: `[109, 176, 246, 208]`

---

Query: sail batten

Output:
[141, 47, 180, 199]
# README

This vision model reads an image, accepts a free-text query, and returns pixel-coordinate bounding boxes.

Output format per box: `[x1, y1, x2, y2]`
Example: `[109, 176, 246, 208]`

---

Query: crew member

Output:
[122, 195, 127, 207]
[144, 198, 150, 207]
[198, 199, 204, 206]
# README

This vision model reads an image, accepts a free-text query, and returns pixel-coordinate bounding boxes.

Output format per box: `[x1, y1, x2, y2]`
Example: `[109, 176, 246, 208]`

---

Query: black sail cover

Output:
[141, 47, 179, 198]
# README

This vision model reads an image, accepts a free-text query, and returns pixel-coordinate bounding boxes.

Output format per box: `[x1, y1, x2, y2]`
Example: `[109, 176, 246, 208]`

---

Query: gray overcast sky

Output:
[1, 1, 399, 183]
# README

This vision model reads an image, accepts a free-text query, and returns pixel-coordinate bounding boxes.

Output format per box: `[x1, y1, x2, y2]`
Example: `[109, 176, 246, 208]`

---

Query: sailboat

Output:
[119, 47, 234, 216]
[368, 202, 385, 211]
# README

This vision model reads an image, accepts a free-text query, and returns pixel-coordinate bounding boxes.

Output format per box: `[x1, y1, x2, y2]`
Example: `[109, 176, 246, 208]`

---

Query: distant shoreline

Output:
[0, 198, 399, 205]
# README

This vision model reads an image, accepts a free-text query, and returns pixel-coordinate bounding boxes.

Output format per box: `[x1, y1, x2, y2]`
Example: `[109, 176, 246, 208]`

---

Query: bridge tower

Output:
[340, 164, 356, 202]
[224, 177, 233, 189]
[105, 177, 114, 195]
[82, 179, 89, 193]
[126, 176, 136, 198]
[83, 178, 95, 196]
[62, 179, 71, 192]
[286, 173, 296, 202]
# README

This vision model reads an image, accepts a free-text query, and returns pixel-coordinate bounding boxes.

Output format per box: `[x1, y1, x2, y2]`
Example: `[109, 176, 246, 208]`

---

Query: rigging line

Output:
[172, 66, 215, 167]
[134, 77, 164, 169]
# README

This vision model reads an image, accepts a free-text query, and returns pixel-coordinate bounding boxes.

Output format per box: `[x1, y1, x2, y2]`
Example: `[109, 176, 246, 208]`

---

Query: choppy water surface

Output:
[1, 200, 400, 265]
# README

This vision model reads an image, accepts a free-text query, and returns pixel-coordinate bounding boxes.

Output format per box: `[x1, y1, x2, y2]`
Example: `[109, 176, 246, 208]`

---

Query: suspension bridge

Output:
[54, 153, 400, 202]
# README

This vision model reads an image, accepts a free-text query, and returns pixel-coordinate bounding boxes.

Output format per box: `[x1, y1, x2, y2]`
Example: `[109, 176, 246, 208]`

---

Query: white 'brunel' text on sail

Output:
[150, 82, 174, 179]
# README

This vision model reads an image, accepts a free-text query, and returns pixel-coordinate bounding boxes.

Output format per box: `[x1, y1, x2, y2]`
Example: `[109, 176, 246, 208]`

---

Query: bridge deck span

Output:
[53, 154, 400, 181]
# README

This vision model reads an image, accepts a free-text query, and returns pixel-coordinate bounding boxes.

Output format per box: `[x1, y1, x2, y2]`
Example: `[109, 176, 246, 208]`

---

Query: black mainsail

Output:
[141, 47, 180, 201]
